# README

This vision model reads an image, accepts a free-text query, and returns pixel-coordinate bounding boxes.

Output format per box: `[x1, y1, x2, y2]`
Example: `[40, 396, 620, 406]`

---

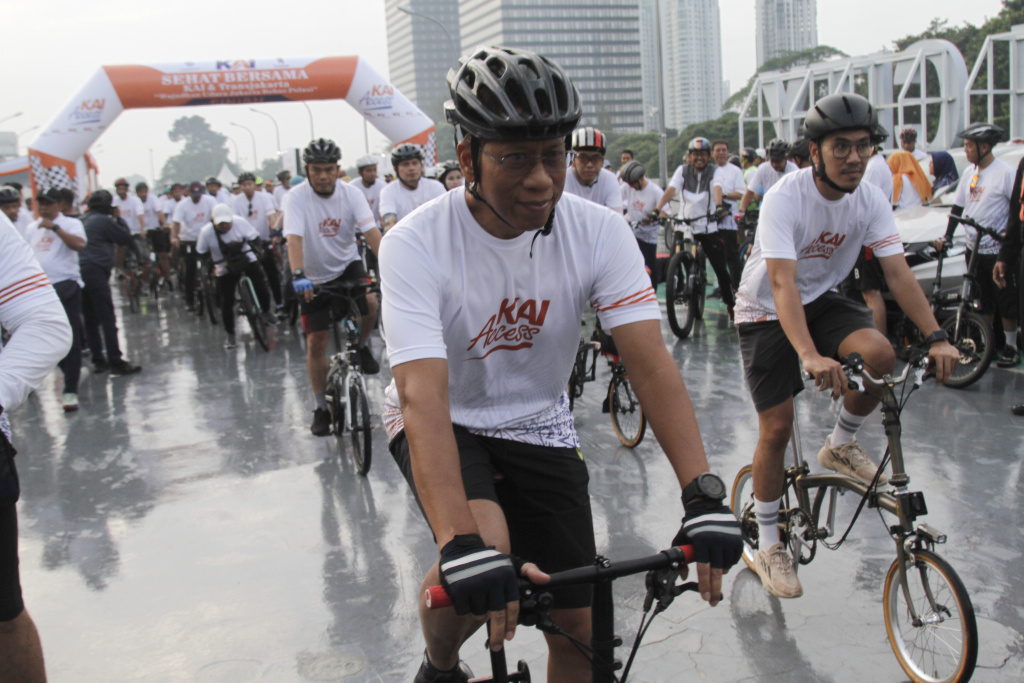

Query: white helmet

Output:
[356, 155, 378, 170]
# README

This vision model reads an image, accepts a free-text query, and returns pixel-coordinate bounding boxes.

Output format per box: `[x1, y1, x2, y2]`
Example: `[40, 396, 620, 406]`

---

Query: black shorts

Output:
[0, 502, 23, 622]
[738, 291, 875, 413]
[969, 251, 1018, 318]
[300, 261, 371, 334]
[390, 426, 596, 609]
[148, 228, 171, 254]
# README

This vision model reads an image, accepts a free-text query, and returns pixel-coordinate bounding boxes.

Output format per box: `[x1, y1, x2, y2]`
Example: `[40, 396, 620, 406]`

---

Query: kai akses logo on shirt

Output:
[319, 217, 342, 237]
[467, 297, 551, 360]
[799, 230, 847, 260]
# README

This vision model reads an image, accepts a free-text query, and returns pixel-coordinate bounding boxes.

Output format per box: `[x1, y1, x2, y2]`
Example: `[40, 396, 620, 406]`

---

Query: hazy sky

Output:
[0, 0, 1007, 185]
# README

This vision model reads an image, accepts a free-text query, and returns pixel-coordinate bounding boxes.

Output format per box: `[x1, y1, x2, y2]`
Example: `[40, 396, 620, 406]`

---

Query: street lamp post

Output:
[299, 102, 315, 140]
[653, 0, 669, 189]
[250, 108, 282, 164]
[230, 122, 258, 171]
[0, 112, 22, 127]
[225, 136, 241, 165]
[397, 5, 458, 61]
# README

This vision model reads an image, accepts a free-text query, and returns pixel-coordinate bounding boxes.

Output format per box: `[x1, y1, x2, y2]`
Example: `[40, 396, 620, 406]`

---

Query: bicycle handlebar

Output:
[657, 212, 719, 227]
[947, 214, 1004, 241]
[425, 545, 695, 610]
[802, 352, 933, 393]
[311, 279, 380, 298]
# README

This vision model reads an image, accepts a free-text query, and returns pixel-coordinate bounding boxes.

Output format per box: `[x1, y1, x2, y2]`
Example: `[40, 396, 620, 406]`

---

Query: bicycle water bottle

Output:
[343, 317, 359, 336]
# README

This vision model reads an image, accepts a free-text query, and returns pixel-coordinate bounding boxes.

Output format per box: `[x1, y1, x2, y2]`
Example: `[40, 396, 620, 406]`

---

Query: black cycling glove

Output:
[672, 499, 743, 570]
[439, 534, 519, 616]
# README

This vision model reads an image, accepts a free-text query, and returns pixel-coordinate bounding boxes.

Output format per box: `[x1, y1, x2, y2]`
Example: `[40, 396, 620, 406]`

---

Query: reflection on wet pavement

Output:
[9, 292, 1024, 682]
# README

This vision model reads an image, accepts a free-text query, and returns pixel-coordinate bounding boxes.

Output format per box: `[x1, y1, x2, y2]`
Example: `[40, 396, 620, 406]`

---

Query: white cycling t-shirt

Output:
[113, 195, 145, 235]
[863, 154, 894, 205]
[379, 178, 446, 224]
[620, 180, 663, 243]
[953, 158, 1015, 255]
[139, 194, 164, 229]
[378, 191, 659, 448]
[173, 194, 219, 241]
[669, 166, 716, 234]
[196, 217, 260, 277]
[231, 191, 278, 241]
[563, 167, 624, 211]
[747, 160, 799, 197]
[712, 162, 746, 231]
[894, 175, 924, 210]
[282, 180, 376, 284]
[348, 177, 386, 223]
[161, 196, 181, 224]
[273, 185, 289, 207]
[25, 214, 87, 286]
[735, 168, 904, 323]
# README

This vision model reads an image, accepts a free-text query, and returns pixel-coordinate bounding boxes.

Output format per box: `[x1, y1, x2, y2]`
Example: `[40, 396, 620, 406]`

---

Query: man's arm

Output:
[381, 213, 398, 231]
[655, 186, 676, 213]
[171, 221, 181, 247]
[362, 227, 383, 258]
[738, 188, 760, 213]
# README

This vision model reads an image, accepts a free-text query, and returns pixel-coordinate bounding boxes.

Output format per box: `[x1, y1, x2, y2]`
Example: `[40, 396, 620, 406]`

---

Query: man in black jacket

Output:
[995, 156, 1023, 414]
[80, 190, 142, 376]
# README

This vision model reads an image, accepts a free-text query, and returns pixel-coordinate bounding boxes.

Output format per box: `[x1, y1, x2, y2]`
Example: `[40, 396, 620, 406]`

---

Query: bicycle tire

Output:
[328, 367, 345, 443]
[730, 465, 759, 571]
[883, 549, 978, 683]
[738, 239, 754, 280]
[941, 311, 994, 388]
[124, 273, 141, 313]
[693, 251, 707, 321]
[239, 277, 268, 352]
[349, 381, 372, 476]
[665, 250, 696, 339]
[608, 372, 646, 448]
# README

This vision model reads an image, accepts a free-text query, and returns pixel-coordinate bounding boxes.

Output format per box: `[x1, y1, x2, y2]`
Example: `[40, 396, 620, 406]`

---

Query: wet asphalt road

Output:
[8, 288, 1024, 683]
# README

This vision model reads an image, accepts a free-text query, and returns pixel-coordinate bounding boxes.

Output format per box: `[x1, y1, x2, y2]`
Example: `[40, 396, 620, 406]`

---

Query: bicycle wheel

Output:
[730, 465, 759, 571]
[608, 372, 646, 448]
[349, 381, 372, 476]
[239, 277, 268, 352]
[123, 273, 141, 313]
[884, 549, 978, 683]
[664, 251, 696, 339]
[693, 251, 707, 320]
[941, 310, 994, 388]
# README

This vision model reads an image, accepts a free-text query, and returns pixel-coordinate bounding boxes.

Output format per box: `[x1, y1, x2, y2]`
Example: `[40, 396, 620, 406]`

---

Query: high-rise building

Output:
[459, 0, 646, 133]
[658, 0, 725, 130]
[755, 0, 818, 68]
[385, 0, 462, 121]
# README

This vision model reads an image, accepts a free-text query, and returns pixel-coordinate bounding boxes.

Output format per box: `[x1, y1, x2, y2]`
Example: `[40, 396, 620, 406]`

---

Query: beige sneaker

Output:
[817, 436, 888, 485]
[753, 542, 803, 598]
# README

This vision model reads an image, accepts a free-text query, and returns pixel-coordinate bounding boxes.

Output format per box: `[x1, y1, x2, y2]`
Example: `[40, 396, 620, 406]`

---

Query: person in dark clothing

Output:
[79, 191, 142, 376]
[929, 151, 960, 195]
[995, 156, 1023, 415]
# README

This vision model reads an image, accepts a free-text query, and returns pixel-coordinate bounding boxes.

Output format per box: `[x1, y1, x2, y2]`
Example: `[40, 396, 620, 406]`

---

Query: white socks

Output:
[1005, 330, 1018, 350]
[830, 406, 868, 448]
[754, 496, 782, 548]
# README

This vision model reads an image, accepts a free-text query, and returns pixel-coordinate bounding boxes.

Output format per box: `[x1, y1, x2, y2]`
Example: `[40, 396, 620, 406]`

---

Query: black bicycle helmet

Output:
[445, 45, 582, 141]
[728, 154, 742, 168]
[391, 143, 424, 167]
[205, 176, 221, 186]
[302, 138, 342, 165]
[135, 181, 148, 191]
[766, 138, 790, 159]
[958, 122, 1004, 146]
[801, 93, 885, 144]
[788, 137, 811, 162]
[740, 147, 757, 161]
[619, 160, 645, 185]
[87, 190, 114, 212]
[237, 172, 256, 183]
[0, 186, 20, 204]
[437, 160, 462, 184]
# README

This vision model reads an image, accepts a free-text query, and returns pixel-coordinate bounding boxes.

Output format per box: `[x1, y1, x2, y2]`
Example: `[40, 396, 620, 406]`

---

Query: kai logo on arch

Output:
[217, 60, 256, 70]
[359, 84, 395, 111]
[69, 98, 106, 125]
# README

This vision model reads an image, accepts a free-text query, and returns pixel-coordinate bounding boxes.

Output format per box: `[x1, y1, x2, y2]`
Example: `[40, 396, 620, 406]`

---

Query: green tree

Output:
[159, 116, 230, 185]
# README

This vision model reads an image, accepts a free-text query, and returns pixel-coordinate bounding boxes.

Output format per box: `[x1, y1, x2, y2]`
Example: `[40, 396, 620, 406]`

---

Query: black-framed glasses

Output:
[574, 152, 605, 167]
[483, 150, 571, 176]
[828, 140, 873, 160]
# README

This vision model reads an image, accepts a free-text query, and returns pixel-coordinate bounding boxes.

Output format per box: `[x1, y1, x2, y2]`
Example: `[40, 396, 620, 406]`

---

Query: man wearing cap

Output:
[196, 205, 276, 349]
[25, 189, 88, 411]
[206, 176, 231, 204]
[3, 183, 33, 236]
[112, 178, 150, 285]
[172, 182, 218, 311]
[232, 173, 282, 308]
[79, 190, 142, 376]
[273, 170, 292, 207]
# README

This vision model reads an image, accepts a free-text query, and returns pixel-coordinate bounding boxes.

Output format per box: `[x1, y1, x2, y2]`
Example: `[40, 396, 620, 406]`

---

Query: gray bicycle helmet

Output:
[355, 154, 379, 170]
[788, 137, 811, 162]
[958, 122, 1004, 146]
[801, 93, 885, 144]
[619, 160, 645, 185]
[302, 138, 342, 165]
[0, 186, 20, 204]
[437, 160, 462, 185]
[765, 138, 790, 159]
[391, 143, 424, 167]
[445, 45, 582, 141]
[688, 137, 712, 153]
[237, 172, 256, 183]
[728, 154, 742, 168]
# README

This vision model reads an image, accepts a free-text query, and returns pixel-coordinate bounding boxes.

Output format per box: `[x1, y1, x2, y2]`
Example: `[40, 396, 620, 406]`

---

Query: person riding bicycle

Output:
[113, 178, 152, 286]
[378, 143, 446, 231]
[654, 136, 737, 318]
[349, 155, 387, 225]
[619, 159, 662, 286]
[563, 127, 624, 211]
[196, 204, 277, 349]
[934, 122, 1019, 368]
[232, 172, 283, 310]
[284, 138, 383, 437]
[734, 92, 959, 600]
[171, 181, 218, 312]
[738, 138, 797, 214]
[378, 46, 741, 683]
[136, 182, 172, 293]
[205, 176, 231, 204]
[437, 160, 465, 190]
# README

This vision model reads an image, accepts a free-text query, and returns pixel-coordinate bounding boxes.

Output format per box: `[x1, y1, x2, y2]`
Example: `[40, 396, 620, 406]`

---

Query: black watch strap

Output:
[924, 329, 949, 345]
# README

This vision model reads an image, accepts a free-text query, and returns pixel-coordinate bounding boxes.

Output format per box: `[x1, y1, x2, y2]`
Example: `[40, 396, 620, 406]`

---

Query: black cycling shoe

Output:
[1012, 404, 1024, 416]
[110, 361, 142, 377]
[92, 359, 111, 373]
[358, 345, 380, 375]
[412, 651, 473, 683]
[310, 408, 332, 436]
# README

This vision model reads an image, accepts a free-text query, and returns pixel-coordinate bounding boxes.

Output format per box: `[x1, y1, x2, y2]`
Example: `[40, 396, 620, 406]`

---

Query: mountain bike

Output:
[236, 267, 270, 352]
[121, 246, 143, 314]
[590, 323, 646, 448]
[317, 280, 379, 476]
[730, 351, 977, 683]
[737, 209, 759, 279]
[659, 213, 718, 340]
[196, 259, 219, 326]
[567, 335, 600, 412]
[426, 545, 697, 683]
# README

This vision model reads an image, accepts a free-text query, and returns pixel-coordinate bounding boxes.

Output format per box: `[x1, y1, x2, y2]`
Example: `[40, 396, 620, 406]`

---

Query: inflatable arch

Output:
[26, 56, 436, 199]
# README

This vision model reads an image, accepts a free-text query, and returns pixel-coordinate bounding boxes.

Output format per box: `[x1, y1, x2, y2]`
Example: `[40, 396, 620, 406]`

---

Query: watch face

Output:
[700, 473, 726, 500]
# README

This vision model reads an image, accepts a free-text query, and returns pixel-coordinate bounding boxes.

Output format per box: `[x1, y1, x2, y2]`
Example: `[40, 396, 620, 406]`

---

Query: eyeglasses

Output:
[827, 140, 873, 160]
[574, 152, 605, 167]
[483, 150, 571, 176]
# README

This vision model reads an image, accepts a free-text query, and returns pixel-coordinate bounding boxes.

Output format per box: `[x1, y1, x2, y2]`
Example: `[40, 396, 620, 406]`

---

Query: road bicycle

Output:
[196, 258, 219, 326]
[604, 349, 646, 449]
[426, 545, 697, 683]
[737, 208, 759, 279]
[730, 351, 977, 683]
[235, 265, 270, 352]
[121, 245, 144, 314]
[316, 280, 379, 476]
[659, 212, 718, 340]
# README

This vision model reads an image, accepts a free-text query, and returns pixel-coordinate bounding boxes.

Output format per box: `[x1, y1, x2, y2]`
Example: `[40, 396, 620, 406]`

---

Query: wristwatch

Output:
[682, 473, 726, 506]
[924, 329, 949, 346]
[292, 268, 305, 279]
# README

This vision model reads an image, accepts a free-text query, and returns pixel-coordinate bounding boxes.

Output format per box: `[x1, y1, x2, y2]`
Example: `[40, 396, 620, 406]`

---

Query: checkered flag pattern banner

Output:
[425, 131, 437, 166]
[29, 154, 77, 196]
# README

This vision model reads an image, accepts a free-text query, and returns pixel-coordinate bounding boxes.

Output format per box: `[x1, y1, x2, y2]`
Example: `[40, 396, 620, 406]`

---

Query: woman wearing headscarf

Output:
[888, 151, 933, 209]
[929, 151, 960, 194]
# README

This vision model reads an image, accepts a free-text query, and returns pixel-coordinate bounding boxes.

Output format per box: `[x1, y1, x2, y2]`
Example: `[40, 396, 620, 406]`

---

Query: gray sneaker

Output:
[753, 542, 803, 598]
[818, 436, 887, 485]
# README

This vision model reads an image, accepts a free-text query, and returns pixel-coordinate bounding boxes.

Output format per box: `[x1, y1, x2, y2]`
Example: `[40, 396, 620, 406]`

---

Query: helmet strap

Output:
[813, 144, 856, 195]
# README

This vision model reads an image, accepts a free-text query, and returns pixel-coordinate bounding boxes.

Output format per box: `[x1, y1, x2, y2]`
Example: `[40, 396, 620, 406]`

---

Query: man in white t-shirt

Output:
[137, 182, 172, 291]
[273, 170, 291, 207]
[172, 181, 219, 312]
[232, 172, 282, 308]
[349, 155, 386, 224]
[0, 187, 24, 236]
[112, 178, 150, 284]
[899, 128, 930, 165]
[735, 93, 958, 600]
[285, 138, 383, 437]
[196, 205, 276, 349]
[378, 144, 446, 231]
[562, 127, 623, 211]
[711, 140, 747, 286]
[383, 47, 741, 683]
[206, 176, 231, 205]
[619, 160, 662, 286]
[936, 122, 1018, 368]
[738, 138, 799, 213]
[24, 189, 87, 411]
